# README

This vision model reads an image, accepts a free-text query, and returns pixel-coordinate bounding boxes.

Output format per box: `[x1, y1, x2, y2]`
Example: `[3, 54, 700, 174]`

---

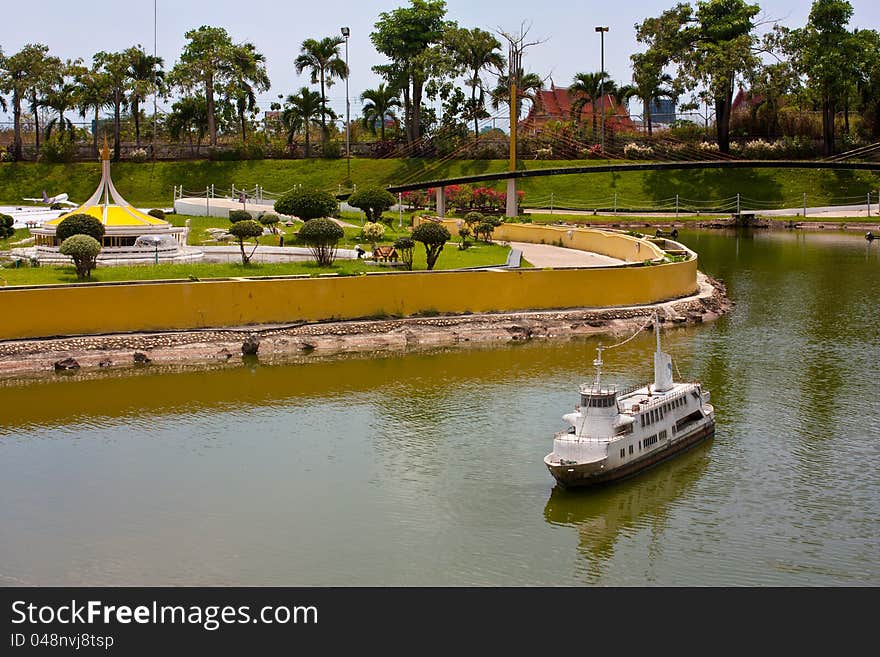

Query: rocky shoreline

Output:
[0, 273, 730, 379]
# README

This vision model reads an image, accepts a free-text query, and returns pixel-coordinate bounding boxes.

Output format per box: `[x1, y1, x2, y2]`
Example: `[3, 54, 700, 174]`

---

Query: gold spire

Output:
[101, 134, 110, 161]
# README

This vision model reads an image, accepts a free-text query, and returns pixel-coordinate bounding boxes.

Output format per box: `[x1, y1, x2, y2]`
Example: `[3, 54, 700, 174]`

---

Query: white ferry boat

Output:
[544, 314, 715, 488]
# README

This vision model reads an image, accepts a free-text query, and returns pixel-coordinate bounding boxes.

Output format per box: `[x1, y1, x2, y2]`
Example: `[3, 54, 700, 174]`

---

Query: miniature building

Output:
[29, 137, 188, 262]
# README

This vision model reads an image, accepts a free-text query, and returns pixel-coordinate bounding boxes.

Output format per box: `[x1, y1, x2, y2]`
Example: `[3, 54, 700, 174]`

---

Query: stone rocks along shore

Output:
[0, 274, 730, 378]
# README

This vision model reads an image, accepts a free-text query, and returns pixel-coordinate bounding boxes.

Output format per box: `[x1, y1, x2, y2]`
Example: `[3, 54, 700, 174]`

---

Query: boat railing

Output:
[554, 430, 609, 442]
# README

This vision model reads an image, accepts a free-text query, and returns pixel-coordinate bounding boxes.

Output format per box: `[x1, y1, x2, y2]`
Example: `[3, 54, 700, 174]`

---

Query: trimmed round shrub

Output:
[411, 222, 451, 271]
[229, 209, 253, 223]
[59, 234, 101, 279]
[362, 221, 386, 243]
[274, 188, 338, 220]
[464, 211, 484, 228]
[228, 219, 264, 265]
[0, 213, 14, 239]
[348, 187, 397, 223]
[56, 213, 105, 243]
[476, 220, 496, 242]
[259, 213, 279, 227]
[394, 236, 415, 270]
[298, 218, 344, 266]
[148, 208, 166, 220]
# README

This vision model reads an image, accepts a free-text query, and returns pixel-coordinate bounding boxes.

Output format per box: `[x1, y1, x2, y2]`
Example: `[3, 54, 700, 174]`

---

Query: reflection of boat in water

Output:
[544, 439, 712, 578]
[544, 312, 715, 488]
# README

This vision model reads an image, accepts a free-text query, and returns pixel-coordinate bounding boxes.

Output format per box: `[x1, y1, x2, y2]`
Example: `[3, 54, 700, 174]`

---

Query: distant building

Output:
[520, 84, 635, 135]
[649, 98, 676, 125]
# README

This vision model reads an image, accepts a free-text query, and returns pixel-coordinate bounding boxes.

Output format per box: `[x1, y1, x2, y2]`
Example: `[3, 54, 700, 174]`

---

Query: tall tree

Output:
[371, 0, 450, 144]
[361, 83, 402, 140]
[626, 52, 677, 136]
[167, 96, 209, 156]
[282, 87, 323, 157]
[636, 0, 760, 154]
[93, 51, 130, 160]
[294, 37, 348, 147]
[1, 44, 60, 159]
[786, 0, 859, 155]
[446, 27, 505, 140]
[173, 26, 235, 148]
[75, 64, 111, 156]
[125, 46, 165, 148]
[41, 60, 81, 140]
[490, 69, 544, 120]
[224, 42, 270, 143]
[569, 71, 615, 139]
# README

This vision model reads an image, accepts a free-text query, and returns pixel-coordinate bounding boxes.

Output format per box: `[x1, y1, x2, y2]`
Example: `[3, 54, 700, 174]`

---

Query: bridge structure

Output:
[385, 159, 880, 218]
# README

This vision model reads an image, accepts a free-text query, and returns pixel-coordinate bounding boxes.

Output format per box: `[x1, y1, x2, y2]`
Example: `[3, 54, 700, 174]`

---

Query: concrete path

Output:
[507, 241, 626, 267]
[198, 245, 359, 264]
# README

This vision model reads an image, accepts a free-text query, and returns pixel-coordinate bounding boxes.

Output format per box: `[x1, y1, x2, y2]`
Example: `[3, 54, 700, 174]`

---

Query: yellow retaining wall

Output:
[414, 217, 667, 262]
[0, 224, 697, 340]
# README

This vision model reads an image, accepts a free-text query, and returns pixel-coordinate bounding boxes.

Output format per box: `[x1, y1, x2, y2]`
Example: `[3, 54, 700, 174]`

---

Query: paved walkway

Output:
[507, 242, 626, 267]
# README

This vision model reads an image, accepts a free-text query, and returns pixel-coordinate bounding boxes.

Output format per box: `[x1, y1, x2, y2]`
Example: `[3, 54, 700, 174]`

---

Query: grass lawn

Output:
[2, 159, 877, 211]
[0, 228, 32, 251]
[0, 240, 517, 287]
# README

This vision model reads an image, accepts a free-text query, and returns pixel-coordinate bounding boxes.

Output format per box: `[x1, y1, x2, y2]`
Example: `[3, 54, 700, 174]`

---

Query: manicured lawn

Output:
[0, 241, 518, 286]
[2, 159, 877, 211]
[0, 228, 31, 251]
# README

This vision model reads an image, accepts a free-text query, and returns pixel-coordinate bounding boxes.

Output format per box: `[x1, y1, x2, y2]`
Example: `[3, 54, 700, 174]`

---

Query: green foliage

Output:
[475, 220, 496, 242]
[148, 208, 166, 220]
[59, 234, 101, 279]
[0, 214, 14, 239]
[393, 235, 415, 270]
[298, 217, 345, 266]
[274, 188, 338, 220]
[412, 221, 451, 270]
[458, 225, 471, 250]
[229, 209, 253, 223]
[259, 213, 279, 234]
[228, 219, 263, 265]
[56, 214, 105, 242]
[362, 221, 386, 243]
[348, 187, 397, 223]
[39, 134, 77, 163]
[464, 211, 483, 227]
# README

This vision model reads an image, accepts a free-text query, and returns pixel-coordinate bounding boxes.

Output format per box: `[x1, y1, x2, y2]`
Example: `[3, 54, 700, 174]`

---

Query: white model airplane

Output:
[22, 190, 77, 207]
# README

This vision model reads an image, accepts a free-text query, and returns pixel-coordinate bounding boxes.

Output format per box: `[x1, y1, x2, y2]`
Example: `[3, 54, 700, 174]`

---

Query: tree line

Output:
[1, 0, 878, 162]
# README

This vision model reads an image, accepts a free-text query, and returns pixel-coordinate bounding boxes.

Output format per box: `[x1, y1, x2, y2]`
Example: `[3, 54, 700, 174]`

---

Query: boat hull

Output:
[545, 422, 715, 489]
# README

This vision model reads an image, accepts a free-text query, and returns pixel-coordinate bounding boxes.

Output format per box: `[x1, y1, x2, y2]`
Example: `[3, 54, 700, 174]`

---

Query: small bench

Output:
[373, 246, 398, 262]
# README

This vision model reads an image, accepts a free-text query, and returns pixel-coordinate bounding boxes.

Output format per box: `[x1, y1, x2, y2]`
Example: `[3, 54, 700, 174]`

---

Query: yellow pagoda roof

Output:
[45, 135, 169, 229]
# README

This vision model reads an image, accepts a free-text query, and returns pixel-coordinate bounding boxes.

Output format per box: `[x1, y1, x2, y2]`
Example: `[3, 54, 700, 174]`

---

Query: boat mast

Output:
[593, 345, 604, 390]
[655, 308, 661, 354]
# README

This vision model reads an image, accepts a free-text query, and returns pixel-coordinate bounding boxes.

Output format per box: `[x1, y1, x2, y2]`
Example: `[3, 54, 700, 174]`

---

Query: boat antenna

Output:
[655, 308, 662, 354]
[593, 344, 604, 390]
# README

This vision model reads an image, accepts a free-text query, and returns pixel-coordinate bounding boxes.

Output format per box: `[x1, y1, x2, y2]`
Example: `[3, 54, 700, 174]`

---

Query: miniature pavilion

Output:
[30, 138, 186, 259]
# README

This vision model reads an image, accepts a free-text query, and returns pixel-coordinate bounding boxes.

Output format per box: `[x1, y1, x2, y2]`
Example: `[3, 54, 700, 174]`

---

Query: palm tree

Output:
[450, 28, 505, 140]
[491, 69, 544, 121]
[167, 96, 209, 155]
[41, 64, 79, 141]
[126, 46, 165, 147]
[294, 37, 348, 146]
[94, 50, 130, 161]
[360, 84, 401, 141]
[282, 87, 323, 157]
[75, 64, 111, 156]
[626, 53, 677, 137]
[569, 71, 616, 140]
[223, 42, 270, 143]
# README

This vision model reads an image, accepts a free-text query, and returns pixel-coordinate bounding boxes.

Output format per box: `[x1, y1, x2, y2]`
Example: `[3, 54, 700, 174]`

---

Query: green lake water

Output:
[1, 229, 878, 585]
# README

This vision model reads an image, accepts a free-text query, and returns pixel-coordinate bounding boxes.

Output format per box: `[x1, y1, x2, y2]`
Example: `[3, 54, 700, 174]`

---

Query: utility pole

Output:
[152, 0, 158, 161]
[341, 27, 351, 186]
[595, 26, 609, 153]
[506, 39, 522, 219]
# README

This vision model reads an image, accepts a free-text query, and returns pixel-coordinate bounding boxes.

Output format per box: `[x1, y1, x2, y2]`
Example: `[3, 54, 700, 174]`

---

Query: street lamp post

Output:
[341, 26, 351, 186]
[595, 26, 609, 154]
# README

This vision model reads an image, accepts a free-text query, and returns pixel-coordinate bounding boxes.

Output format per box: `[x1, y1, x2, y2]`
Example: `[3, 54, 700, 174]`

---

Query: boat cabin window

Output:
[659, 430, 668, 441]
[581, 394, 616, 408]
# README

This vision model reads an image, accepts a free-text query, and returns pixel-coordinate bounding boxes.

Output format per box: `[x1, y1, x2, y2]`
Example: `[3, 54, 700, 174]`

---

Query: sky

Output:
[3, 0, 879, 124]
